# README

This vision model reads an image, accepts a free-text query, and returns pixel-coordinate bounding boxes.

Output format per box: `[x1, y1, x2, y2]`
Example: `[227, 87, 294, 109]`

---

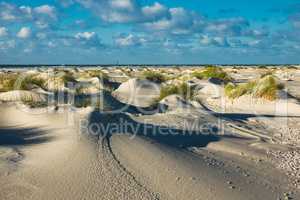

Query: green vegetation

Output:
[287, 65, 298, 69]
[225, 81, 256, 99]
[0, 74, 46, 91]
[22, 100, 48, 108]
[225, 75, 284, 101]
[120, 68, 133, 77]
[258, 65, 268, 69]
[0, 74, 18, 92]
[157, 82, 195, 102]
[260, 70, 274, 78]
[61, 73, 77, 85]
[192, 66, 232, 82]
[19, 75, 46, 90]
[87, 70, 109, 81]
[141, 70, 167, 83]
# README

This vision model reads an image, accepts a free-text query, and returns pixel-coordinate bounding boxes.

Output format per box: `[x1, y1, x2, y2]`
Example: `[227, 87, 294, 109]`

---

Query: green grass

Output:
[0, 74, 18, 92]
[192, 65, 232, 82]
[19, 75, 46, 90]
[61, 73, 77, 85]
[287, 65, 298, 69]
[0, 74, 46, 91]
[87, 70, 109, 80]
[156, 82, 195, 103]
[260, 71, 274, 78]
[225, 81, 256, 99]
[225, 75, 284, 101]
[22, 100, 48, 108]
[141, 70, 167, 83]
[258, 65, 268, 69]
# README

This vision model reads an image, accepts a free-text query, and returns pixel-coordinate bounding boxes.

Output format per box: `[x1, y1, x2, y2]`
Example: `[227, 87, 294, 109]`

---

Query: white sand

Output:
[113, 78, 160, 107]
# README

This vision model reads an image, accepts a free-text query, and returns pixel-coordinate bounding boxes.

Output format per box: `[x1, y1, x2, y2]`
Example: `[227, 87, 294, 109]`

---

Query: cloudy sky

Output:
[0, 0, 300, 64]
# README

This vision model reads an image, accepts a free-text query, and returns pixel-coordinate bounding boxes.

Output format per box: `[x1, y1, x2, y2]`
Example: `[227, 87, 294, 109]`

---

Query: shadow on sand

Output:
[198, 101, 300, 122]
[87, 111, 246, 149]
[0, 127, 53, 146]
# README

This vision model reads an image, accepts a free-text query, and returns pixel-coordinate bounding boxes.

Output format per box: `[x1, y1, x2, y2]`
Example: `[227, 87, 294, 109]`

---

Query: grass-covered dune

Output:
[192, 66, 232, 83]
[225, 75, 284, 101]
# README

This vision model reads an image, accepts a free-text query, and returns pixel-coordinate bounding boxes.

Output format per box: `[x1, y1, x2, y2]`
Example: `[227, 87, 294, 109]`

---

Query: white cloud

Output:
[34, 5, 56, 19]
[0, 27, 8, 37]
[0, 40, 15, 50]
[0, 2, 17, 21]
[75, 0, 170, 23]
[110, 0, 134, 10]
[142, 2, 169, 20]
[0, 3, 57, 31]
[115, 34, 146, 47]
[19, 6, 32, 16]
[205, 17, 249, 36]
[17, 27, 31, 39]
[200, 35, 230, 47]
[74, 32, 103, 49]
[75, 32, 96, 40]
[143, 7, 203, 34]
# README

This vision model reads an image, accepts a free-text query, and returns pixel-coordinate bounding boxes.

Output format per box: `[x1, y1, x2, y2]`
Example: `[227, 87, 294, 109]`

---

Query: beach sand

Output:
[0, 103, 298, 200]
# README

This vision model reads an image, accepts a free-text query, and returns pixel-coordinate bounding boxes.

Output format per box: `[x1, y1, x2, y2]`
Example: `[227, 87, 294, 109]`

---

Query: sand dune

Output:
[0, 103, 299, 200]
[113, 78, 160, 107]
[1, 67, 300, 200]
[0, 90, 46, 102]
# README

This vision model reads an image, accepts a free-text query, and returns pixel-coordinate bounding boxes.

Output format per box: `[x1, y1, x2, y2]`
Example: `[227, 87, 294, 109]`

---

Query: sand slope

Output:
[0, 104, 299, 200]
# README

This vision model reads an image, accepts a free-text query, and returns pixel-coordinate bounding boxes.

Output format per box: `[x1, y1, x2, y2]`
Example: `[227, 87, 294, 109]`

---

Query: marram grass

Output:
[225, 75, 284, 101]
[192, 65, 232, 82]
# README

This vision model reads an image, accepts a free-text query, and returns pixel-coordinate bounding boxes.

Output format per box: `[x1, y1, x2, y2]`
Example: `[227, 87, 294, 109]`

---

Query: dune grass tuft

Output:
[157, 82, 195, 102]
[87, 70, 109, 80]
[0, 74, 18, 92]
[192, 65, 232, 82]
[225, 75, 284, 101]
[20, 75, 46, 90]
[142, 70, 167, 83]
[0, 74, 46, 91]
[225, 81, 256, 99]
[61, 73, 77, 85]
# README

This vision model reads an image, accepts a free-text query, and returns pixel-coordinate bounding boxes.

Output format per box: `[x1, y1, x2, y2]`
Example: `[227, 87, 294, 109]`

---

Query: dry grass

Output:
[0, 74, 46, 92]
[141, 70, 167, 83]
[225, 75, 284, 101]
[157, 82, 195, 102]
[192, 66, 232, 82]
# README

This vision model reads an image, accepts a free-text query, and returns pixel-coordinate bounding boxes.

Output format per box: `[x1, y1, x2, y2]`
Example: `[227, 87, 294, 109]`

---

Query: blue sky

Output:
[0, 0, 300, 64]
